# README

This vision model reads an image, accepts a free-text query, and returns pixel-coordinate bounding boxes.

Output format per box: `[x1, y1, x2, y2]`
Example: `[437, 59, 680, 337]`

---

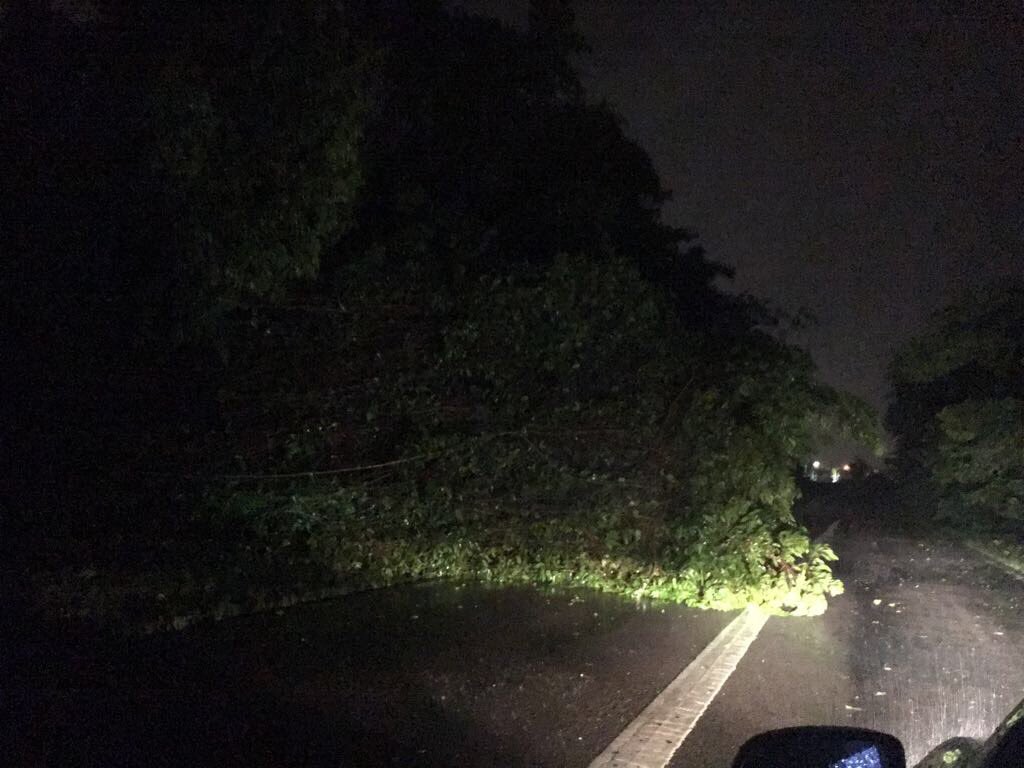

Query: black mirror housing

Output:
[732, 726, 906, 768]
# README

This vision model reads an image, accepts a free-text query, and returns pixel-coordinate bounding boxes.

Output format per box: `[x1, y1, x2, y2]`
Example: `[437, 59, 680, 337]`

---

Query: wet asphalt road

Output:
[6, 583, 734, 767]
[671, 527, 1024, 766]
[7, 509, 1024, 766]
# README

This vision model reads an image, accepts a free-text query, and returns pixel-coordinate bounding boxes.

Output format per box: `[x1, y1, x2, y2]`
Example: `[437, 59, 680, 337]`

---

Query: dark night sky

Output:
[456, 1, 1024, 428]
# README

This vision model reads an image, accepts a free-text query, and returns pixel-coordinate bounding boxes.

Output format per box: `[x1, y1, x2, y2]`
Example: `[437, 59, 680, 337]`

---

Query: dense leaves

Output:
[151, 2, 366, 335]
[337, 2, 735, 326]
[4, 0, 877, 629]
[927, 399, 1024, 522]
[223, 254, 860, 616]
[888, 282, 1024, 529]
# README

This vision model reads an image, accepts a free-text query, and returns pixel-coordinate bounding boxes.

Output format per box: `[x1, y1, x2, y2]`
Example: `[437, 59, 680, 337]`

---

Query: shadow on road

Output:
[7, 632, 517, 767]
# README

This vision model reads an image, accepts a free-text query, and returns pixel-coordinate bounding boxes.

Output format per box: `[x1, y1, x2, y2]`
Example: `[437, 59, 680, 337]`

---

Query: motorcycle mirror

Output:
[732, 725, 906, 768]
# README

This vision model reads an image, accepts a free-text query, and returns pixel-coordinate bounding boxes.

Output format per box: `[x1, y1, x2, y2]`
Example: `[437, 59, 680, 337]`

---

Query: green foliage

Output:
[151, 2, 366, 334]
[888, 282, 1024, 529]
[890, 284, 1023, 387]
[345, 6, 732, 322]
[927, 399, 1024, 524]
[440, 254, 676, 418]
[198, 481, 840, 618]
[9, 2, 875, 629]
[254, 254, 859, 616]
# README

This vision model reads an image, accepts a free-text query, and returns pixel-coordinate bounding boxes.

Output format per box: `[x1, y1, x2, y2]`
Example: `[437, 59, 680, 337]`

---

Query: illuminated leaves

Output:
[220, 255, 860, 616]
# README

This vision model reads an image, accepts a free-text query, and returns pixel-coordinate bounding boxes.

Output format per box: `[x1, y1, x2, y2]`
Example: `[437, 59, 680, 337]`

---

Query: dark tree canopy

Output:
[887, 282, 1024, 526]
[337, 2, 733, 325]
[4, 0, 739, 355]
[2, 0, 878, 623]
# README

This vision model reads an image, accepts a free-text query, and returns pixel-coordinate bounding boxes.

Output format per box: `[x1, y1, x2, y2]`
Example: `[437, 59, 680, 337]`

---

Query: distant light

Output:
[842, 464, 851, 472]
[812, 460, 821, 469]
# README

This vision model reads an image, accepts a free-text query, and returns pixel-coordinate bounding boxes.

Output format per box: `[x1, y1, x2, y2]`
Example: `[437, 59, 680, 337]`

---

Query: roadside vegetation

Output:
[887, 282, 1024, 550]
[5, 1, 878, 633]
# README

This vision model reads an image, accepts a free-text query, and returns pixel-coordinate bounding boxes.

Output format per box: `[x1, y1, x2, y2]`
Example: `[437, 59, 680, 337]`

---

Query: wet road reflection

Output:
[672, 529, 1024, 766]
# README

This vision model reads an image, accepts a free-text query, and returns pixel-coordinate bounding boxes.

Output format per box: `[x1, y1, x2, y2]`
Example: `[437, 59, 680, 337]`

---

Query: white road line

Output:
[587, 605, 768, 768]
[588, 521, 842, 768]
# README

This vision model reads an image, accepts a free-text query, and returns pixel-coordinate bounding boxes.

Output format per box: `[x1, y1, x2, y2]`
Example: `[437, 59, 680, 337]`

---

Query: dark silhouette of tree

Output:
[1, 1, 877, 622]
[887, 281, 1024, 526]
[335, 1, 736, 327]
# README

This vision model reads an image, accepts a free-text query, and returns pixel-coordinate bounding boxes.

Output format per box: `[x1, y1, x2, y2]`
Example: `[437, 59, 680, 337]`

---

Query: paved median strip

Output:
[587, 604, 768, 768]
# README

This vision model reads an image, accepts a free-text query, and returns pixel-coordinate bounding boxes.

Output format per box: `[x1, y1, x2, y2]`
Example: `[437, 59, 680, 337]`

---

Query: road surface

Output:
[7, 510, 1024, 766]
[671, 529, 1024, 766]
